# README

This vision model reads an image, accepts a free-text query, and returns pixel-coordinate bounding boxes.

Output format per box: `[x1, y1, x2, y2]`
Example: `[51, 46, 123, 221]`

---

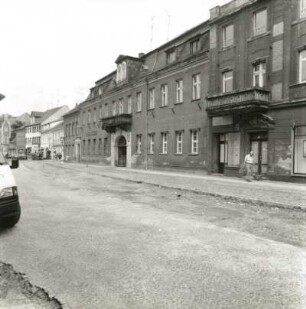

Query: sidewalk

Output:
[55, 162, 306, 211]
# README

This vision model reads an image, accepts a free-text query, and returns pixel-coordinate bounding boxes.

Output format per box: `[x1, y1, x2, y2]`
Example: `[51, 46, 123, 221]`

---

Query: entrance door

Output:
[117, 136, 127, 167]
[218, 134, 228, 173]
[250, 132, 268, 175]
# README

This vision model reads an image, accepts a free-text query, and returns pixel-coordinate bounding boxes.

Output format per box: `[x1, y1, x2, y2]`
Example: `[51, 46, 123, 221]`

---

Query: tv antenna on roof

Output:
[166, 11, 171, 42]
[150, 15, 155, 50]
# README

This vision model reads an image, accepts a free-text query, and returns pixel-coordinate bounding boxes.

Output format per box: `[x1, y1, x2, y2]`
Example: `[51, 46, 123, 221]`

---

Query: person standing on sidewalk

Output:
[244, 150, 254, 182]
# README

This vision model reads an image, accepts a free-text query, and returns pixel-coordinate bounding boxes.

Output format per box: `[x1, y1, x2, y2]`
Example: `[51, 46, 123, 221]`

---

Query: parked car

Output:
[0, 153, 21, 228]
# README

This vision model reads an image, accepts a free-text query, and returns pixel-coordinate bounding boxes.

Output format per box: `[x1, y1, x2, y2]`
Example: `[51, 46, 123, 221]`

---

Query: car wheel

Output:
[3, 213, 20, 228]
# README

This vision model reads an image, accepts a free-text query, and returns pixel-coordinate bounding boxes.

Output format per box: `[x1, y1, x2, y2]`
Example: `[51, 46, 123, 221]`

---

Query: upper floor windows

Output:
[161, 84, 168, 107]
[191, 130, 199, 154]
[167, 50, 176, 64]
[253, 9, 267, 36]
[176, 79, 184, 104]
[222, 70, 233, 93]
[253, 62, 266, 88]
[127, 96, 132, 114]
[161, 132, 168, 154]
[222, 24, 234, 48]
[117, 61, 127, 83]
[136, 92, 142, 112]
[300, 0, 306, 18]
[118, 98, 124, 115]
[104, 103, 109, 117]
[190, 39, 200, 54]
[299, 50, 306, 83]
[149, 88, 155, 109]
[192, 74, 201, 100]
[112, 101, 116, 116]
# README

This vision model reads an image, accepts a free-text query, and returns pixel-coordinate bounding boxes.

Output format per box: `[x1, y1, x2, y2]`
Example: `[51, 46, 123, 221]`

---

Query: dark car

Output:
[0, 153, 21, 228]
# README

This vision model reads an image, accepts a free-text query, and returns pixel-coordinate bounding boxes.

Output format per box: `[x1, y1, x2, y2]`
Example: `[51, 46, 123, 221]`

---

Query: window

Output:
[191, 130, 199, 154]
[300, 0, 306, 18]
[83, 112, 86, 125]
[104, 103, 108, 117]
[176, 131, 183, 154]
[148, 134, 155, 154]
[93, 139, 97, 155]
[161, 84, 168, 107]
[253, 9, 267, 36]
[222, 24, 234, 48]
[136, 135, 142, 154]
[93, 108, 97, 123]
[112, 101, 116, 116]
[99, 106, 102, 118]
[88, 110, 91, 123]
[222, 71, 233, 93]
[190, 39, 200, 54]
[104, 138, 108, 156]
[253, 62, 266, 87]
[116, 62, 126, 82]
[136, 92, 142, 112]
[299, 50, 306, 83]
[98, 86, 103, 96]
[88, 139, 91, 155]
[127, 96, 132, 114]
[161, 132, 168, 154]
[119, 98, 124, 114]
[192, 74, 201, 100]
[176, 79, 184, 103]
[167, 50, 176, 64]
[149, 88, 155, 109]
[98, 138, 102, 155]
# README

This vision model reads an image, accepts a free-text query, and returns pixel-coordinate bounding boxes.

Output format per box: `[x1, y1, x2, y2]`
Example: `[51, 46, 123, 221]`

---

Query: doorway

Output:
[218, 134, 228, 173]
[117, 136, 127, 167]
[249, 132, 268, 175]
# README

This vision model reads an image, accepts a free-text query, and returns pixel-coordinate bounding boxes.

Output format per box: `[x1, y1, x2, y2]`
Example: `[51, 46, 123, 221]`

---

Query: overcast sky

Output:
[0, 0, 229, 116]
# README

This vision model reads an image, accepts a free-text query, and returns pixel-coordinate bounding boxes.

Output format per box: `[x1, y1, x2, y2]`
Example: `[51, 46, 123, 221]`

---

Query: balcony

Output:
[101, 114, 132, 133]
[206, 88, 270, 116]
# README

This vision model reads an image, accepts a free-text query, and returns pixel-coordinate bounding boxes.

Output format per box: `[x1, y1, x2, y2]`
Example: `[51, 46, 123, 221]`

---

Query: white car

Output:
[0, 153, 21, 228]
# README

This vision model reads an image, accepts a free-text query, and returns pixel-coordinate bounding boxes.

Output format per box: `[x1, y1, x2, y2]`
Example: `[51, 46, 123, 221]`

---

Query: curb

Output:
[57, 162, 306, 212]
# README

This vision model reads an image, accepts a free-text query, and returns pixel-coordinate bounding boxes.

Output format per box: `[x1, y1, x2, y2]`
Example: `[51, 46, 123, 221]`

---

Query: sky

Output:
[0, 0, 229, 117]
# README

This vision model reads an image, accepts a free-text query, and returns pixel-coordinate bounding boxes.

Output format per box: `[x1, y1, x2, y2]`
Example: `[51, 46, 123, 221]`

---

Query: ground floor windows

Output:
[136, 135, 142, 154]
[176, 131, 183, 154]
[161, 132, 168, 154]
[293, 125, 306, 174]
[191, 130, 199, 154]
[148, 134, 155, 154]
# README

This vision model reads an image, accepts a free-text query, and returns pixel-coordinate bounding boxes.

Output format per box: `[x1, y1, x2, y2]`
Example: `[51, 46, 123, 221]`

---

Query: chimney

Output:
[138, 52, 145, 58]
[210, 6, 220, 19]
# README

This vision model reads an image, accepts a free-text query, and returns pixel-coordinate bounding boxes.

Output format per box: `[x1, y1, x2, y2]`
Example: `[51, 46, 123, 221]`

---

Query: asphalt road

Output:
[0, 160, 306, 309]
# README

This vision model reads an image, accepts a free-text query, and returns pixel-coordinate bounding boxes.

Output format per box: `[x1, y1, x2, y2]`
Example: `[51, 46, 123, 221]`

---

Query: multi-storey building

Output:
[0, 115, 11, 154]
[64, 0, 306, 181]
[62, 105, 80, 161]
[206, 0, 306, 180]
[25, 106, 69, 156]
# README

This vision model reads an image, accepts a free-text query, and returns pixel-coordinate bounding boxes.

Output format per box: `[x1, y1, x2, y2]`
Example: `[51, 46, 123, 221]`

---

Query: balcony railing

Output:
[101, 114, 132, 133]
[206, 88, 270, 116]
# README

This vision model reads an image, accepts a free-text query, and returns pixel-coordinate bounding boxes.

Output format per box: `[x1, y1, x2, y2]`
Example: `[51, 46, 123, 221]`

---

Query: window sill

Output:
[191, 98, 201, 102]
[174, 101, 183, 105]
[247, 31, 271, 43]
[160, 105, 168, 108]
[292, 17, 306, 26]
[219, 45, 235, 52]
[174, 153, 183, 156]
[148, 108, 155, 111]
[159, 153, 168, 155]
[135, 111, 142, 114]
[188, 153, 199, 156]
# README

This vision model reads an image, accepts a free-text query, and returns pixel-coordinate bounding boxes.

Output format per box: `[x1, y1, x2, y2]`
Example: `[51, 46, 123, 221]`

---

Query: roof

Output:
[41, 121, 63, 134]
[30, 111, 44, 117]
[63, 105, 80, 118]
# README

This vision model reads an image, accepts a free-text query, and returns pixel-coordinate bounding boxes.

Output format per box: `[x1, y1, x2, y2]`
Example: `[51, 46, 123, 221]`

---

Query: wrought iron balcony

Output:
[206, 88, 270, 116]
[101, 114, 132, 133]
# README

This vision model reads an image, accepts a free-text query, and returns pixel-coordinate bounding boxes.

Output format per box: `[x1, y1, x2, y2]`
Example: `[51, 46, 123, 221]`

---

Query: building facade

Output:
[63, 0, 306, 181]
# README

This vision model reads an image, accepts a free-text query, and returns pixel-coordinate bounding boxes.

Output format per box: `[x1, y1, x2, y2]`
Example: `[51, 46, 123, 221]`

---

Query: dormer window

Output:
[166, 50, 176, 64]
[117, 61, 127, 83]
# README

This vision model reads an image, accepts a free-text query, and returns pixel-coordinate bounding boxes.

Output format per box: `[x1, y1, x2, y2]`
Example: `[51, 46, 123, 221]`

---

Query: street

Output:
[0, 160, 306, 309]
